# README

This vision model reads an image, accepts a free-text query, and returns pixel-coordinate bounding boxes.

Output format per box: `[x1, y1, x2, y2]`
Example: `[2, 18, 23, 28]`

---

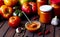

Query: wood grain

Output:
[5, 27, 16, 37]
[0, 21, 5, 28]
[24, 30, 34, 37]
[0, 20, 60, 37]
[0, 21, 9, 37]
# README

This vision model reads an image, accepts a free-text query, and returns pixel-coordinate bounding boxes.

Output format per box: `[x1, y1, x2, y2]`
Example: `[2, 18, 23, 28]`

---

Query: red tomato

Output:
[21, 2, 37, 15]
[0, 8, 2, 15]
[8, 16, 21, 28]
[0, 0, 4, 7]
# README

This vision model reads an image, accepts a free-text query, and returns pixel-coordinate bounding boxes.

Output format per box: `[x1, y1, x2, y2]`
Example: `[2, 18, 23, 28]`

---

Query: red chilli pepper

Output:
[32, 16, 38, 20]
[38, 32, 42, 36]
[45, 30, 50, 35]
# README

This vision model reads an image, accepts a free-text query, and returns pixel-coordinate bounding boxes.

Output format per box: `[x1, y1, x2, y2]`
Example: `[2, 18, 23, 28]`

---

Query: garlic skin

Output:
[51, 16, 59, 26]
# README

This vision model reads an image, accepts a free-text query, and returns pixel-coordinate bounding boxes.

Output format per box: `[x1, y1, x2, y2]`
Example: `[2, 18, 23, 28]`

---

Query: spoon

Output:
[22, 11, 32, 24]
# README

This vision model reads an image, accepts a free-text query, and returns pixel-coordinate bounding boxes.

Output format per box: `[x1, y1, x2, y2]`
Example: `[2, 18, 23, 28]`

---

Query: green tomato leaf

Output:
[18, 10, 23, 17]
[18, 12, 23, 17]
[13, 10, 19, 16]
[13, 9, 23, 17]
[13, 12, 17, 16]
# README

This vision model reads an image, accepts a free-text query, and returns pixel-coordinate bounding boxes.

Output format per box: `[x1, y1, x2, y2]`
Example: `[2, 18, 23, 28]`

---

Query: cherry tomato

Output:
[8, 16, 21, 28]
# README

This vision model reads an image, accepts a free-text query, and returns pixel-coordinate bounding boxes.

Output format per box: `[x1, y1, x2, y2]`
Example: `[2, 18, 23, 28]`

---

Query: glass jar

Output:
[37, 0, 47, 15]
[50, 0, 60, 17]
[39, 5, 53, 23]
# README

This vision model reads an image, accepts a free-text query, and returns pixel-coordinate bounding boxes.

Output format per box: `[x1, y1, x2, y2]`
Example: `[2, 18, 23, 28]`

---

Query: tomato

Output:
[0, 8, 2, 15]
[0, 0, 4, 7]
[4, 0, 18, 7]
[8, 16, 21, 28]
[0, 5, 13, 19]
[21, 2, 37, 15]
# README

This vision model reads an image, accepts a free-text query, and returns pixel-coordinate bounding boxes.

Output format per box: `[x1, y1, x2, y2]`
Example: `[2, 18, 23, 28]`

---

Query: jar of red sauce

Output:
[50, 0, 60, 17]
[39, 5, 53, 23]
[37, 0, 47, 15]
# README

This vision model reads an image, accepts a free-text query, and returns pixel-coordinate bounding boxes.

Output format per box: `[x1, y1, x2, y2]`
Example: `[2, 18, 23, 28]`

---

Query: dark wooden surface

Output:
[0, 16, 60, 37]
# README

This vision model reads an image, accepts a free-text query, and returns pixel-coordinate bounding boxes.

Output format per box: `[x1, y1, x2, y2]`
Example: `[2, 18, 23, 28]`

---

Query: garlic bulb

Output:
[51, 16, 59, 26]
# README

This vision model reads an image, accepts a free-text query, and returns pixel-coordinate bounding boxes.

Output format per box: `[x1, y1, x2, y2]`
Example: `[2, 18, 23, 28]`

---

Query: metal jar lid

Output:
[40, 5, 53, 12]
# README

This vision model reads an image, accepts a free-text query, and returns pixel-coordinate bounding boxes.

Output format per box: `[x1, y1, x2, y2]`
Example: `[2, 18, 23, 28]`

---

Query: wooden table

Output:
[0, 15, 60, 37]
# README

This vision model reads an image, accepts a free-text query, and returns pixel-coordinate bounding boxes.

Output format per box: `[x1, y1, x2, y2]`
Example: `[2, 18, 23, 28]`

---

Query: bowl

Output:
[25, 21, 41, 32]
